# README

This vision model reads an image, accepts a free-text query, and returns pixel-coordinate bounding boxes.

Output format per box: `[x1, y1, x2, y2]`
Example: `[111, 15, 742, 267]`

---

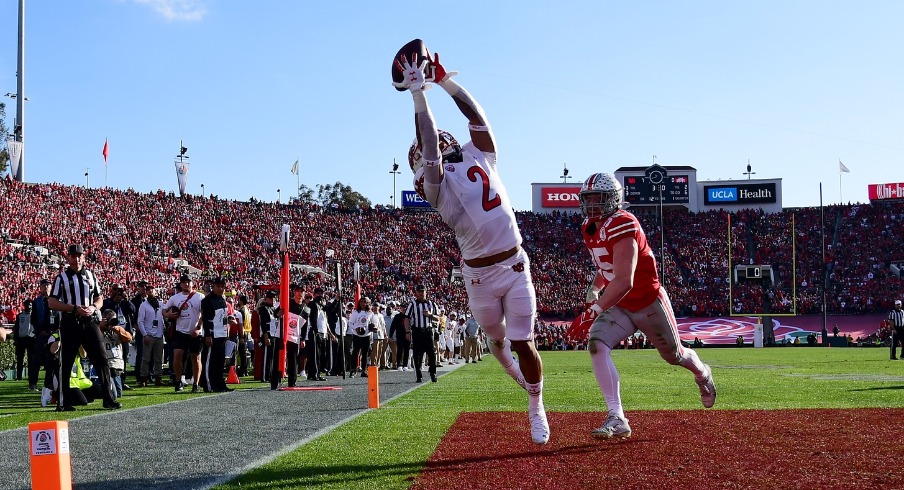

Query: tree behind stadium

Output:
[315, 181, 372, 210]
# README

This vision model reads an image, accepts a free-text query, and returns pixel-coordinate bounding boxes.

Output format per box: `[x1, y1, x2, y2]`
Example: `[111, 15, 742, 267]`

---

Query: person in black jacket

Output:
[305, 288, 328, 381]
[201, 277, 235, 392]
[32, 279, 59, 389]
[286, 285, 306, 387]
[323, 293, 345, 376]
[259, 291, 282, 389]
[388, 301, 410, 371]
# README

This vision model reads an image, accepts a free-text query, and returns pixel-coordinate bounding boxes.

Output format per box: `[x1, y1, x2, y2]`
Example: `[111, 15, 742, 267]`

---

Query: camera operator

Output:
[100, 309, 134, 399]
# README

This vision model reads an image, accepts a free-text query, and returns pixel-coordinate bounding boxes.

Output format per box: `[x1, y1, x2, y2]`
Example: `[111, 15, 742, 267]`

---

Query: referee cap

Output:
[67, 244, 85, 255]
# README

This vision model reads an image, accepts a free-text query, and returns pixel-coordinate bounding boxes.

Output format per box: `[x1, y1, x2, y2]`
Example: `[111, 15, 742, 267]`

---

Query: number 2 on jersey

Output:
[467, 166, 502, 212]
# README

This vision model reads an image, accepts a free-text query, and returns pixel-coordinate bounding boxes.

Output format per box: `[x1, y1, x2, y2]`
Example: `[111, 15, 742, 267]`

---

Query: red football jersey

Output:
[581, 210, 660, 312]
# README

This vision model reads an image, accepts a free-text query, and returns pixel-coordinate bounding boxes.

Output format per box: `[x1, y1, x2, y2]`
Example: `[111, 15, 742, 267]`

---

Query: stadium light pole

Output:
[743, 161, 756, 180]
[277, 188, 281, 203]
[201, 183, 205, 197]
[560, 163, 571, 183]
[84, 168, 89, 188]
[390, 159, 401, 208]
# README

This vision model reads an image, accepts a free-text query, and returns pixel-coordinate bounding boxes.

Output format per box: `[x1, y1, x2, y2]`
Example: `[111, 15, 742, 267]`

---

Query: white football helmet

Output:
[408, 129, 462, 173]
[580, 172, 623, 218]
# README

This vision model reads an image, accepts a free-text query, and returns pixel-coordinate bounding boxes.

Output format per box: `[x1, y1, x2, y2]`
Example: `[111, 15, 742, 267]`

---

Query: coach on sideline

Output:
[47, 244, 120, 411]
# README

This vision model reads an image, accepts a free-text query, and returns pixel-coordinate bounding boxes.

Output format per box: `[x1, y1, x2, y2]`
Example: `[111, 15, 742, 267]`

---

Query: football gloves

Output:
[393, 53, 429, 92]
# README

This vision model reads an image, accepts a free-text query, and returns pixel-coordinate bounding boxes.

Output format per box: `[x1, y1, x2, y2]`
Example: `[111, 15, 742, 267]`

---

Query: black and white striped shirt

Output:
[890, 308, 904, 328]
[51, 267, 100, 308]
[406, 300, 436, 331]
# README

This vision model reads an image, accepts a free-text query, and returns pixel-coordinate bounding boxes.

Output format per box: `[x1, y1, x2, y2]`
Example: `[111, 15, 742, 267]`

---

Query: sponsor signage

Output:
[401, 190, 432, 209]
[540, 186, 581, 207]
[704, 182, 776, 205]
[868, 182, 904, 201]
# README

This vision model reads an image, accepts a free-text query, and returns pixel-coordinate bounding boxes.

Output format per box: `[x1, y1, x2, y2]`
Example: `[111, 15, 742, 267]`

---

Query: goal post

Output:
[727, 213, 797, 318]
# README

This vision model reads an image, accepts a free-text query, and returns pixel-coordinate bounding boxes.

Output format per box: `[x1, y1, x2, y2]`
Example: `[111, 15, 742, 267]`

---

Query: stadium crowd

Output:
[1, 180, 903, 384]
[1, 180, 903, 321]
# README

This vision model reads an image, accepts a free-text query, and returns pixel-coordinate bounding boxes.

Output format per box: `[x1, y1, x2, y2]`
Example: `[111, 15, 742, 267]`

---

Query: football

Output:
[392, 38, 431, 91]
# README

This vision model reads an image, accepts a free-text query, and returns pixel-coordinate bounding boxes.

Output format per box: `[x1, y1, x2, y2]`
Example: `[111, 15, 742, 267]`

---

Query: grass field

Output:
[204, 347, 904, 489]
[2, 348, 900, 488]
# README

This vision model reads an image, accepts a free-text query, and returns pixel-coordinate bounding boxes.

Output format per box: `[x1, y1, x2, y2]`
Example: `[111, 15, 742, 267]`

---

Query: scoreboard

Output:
[623, 175, 690, 205]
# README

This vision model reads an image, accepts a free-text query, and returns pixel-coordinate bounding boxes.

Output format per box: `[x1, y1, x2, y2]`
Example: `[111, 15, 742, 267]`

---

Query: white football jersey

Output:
[432, 142, 521, 259]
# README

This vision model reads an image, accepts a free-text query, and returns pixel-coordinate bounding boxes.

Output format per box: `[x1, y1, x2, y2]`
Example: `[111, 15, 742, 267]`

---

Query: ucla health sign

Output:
[704, 183, 777, 205]
[401, 190, 432, 209]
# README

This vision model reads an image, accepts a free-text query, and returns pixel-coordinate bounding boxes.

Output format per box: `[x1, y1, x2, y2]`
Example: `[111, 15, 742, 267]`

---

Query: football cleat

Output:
[591, 414, 632, 439]
[529, 405, 550, 445]
[696, 363, 717, 408]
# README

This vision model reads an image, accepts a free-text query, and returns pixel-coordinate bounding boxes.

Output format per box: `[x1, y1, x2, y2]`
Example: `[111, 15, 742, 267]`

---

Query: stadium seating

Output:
[1, 180, 902, 327]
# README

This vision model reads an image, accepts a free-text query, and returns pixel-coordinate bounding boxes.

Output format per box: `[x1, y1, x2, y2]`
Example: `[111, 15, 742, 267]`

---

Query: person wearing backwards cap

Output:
[889, 299, 904, 360]
[46, 244, 121, 410]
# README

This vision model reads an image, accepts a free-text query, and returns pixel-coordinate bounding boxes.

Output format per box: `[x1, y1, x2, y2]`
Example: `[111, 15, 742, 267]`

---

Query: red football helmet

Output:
[408, 129, 462, 173]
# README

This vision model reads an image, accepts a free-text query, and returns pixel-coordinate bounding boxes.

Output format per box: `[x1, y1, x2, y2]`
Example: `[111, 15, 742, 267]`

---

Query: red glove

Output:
[428, 52, 457, 84]
[565, 303, 603, 342]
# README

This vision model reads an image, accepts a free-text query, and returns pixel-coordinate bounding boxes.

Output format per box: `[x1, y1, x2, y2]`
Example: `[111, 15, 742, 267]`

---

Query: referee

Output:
[405, 284, 438, 383]
[889, 299, 904, 360]
[47, 244, 120, 411]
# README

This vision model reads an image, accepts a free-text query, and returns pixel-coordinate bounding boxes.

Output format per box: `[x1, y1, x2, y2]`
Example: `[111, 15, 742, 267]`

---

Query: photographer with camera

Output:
[100, 309, 134, 399]
[47, 244, 121, 411]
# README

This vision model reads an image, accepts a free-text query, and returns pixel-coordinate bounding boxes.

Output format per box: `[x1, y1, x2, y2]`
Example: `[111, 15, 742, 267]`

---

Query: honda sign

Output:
[541, 186, 581, 208]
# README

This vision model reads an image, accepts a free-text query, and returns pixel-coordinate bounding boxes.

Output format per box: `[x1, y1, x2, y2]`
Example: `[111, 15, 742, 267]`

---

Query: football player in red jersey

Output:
[577, 172, 716, 439]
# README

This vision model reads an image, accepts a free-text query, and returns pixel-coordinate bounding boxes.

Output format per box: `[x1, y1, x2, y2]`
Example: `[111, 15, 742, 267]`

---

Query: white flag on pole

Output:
[291, 159, 299, 175]
[7, 138, 22, 178]
[175, 161, 190, 196]
[839, 160, 850, 173]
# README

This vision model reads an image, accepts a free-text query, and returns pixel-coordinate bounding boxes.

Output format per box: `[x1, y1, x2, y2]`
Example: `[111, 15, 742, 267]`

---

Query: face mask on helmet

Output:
[408, 129, 462, 173]
[579, 172, 623, 219]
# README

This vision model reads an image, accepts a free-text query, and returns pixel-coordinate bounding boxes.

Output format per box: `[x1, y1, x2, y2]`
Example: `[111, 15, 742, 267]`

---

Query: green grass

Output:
[0, 375, 259, 431]
[214, 348, 904, 490]
[3, 349, 901, 488]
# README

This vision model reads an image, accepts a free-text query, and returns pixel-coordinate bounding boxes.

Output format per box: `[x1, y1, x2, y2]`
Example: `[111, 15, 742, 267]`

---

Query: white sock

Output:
[489, 338, 525, 386]
[590, 342, 624, 419]
[678, 347, 707, 379]
[525, 378, 544, 412]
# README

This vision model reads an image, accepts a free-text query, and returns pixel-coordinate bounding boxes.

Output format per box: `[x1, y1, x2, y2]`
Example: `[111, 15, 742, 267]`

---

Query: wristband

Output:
[590, 304, 604, 315]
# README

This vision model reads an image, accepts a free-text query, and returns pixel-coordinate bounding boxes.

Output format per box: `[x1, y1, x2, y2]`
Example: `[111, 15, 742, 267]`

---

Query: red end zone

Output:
[411, 410, 904, 489]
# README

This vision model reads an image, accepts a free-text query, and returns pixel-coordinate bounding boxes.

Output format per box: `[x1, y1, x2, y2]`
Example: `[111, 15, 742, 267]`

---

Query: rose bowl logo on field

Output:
[541, 186, 581, 208]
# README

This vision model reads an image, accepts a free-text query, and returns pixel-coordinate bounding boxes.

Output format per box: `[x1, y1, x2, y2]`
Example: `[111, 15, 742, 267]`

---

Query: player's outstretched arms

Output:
[430, 52, 495, 154]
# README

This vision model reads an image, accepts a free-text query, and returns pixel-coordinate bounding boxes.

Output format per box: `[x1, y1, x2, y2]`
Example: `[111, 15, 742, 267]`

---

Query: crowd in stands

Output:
[1, 179, 903, 325]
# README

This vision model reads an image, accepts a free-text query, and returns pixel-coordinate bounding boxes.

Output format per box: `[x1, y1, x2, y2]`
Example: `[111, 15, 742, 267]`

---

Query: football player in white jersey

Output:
[394, 51, 549, 444]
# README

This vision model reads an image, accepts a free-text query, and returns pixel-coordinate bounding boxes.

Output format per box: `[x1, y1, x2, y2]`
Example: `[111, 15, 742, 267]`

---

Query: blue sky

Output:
[1, 0, 901, 210]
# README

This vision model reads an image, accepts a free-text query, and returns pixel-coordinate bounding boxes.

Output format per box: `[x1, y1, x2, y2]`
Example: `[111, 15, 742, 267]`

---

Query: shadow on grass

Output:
[231, 442, 611, 487]
[849, 385, 904, 391]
